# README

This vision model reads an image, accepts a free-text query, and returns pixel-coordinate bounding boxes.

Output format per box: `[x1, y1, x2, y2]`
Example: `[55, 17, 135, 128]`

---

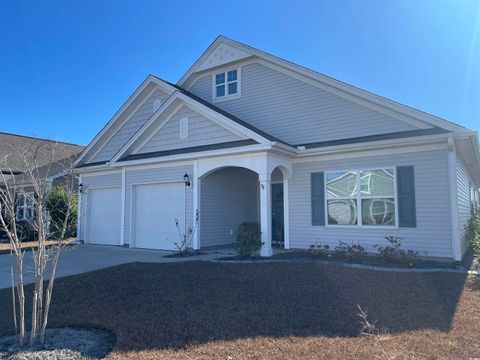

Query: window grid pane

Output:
[216, 85, 225, 97]
[215, 73, 225, 85]
[360, 169, 394, 196]
[361, 198, 395, 225]
[326, 171, 357, 198]
[227, 70, 237, 82]
[228, 82, 237, 95]
[327, 199, 357, 225]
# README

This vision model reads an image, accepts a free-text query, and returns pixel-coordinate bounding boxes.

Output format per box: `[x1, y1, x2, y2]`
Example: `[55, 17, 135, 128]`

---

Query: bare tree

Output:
[0, 138, 79, 347]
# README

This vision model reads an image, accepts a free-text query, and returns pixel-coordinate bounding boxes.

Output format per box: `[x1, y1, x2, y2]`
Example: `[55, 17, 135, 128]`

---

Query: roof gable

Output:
[75, 76, 176, 166]
[179, 36, 469, 134]
[109, 90, 274, 164]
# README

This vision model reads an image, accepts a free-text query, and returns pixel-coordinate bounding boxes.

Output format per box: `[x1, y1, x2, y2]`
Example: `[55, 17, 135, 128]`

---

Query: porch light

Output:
[79, 183, 85, 194]
[183, 173, 191, 187]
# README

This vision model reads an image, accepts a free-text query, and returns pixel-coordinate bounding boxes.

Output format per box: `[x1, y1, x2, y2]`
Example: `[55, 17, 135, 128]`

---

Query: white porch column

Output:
[193, 161, 201, 250]
[283, 178, 290, 249]
[259, 173, 272, 257]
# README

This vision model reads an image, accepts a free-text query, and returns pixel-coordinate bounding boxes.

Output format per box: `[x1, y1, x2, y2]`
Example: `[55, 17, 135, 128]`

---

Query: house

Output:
[75, 36, 480, 261]
[0, 132, 84, 224]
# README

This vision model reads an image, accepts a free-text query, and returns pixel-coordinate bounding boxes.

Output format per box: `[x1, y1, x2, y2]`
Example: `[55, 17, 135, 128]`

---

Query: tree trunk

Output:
[15, 254, 25, 347]
[39, 249, 60, 345]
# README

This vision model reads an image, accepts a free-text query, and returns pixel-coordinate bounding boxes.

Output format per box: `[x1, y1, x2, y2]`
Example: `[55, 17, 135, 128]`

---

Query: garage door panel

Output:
[87, 187, 121, 245]
[133, 182, 185, 250]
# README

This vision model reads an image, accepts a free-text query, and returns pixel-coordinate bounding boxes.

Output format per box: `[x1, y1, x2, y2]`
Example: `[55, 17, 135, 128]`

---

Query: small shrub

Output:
[334, 240, 366, 260]
[356, 304, 387, 336]
[467, 207, 480, 256]
[174, 209, 199, 254]
[374, 236, 418, 266]
[46, 186, 77, 239]
[308, 242, 331, 258]
[234, 222, 262, 258]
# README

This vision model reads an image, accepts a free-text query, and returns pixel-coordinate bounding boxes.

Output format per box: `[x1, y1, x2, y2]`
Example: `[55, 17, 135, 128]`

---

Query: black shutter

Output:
[311, 172, 325, 226]
[397, 166, 416, 227]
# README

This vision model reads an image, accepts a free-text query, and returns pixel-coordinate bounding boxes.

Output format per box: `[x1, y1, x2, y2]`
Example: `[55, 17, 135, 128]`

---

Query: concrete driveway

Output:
[0, 244, 233, 289]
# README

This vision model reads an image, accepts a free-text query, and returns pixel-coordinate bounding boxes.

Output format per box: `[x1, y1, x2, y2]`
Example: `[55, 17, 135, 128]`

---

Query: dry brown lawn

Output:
[0, 261, 478, 359]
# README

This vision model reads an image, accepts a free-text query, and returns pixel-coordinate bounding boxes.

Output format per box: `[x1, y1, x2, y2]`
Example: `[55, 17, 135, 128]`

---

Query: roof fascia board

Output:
[110, 143, 272, 168]
[75, 75, 176, 166]
[294, 141, 447, 164]
[295, 133, 451, 159]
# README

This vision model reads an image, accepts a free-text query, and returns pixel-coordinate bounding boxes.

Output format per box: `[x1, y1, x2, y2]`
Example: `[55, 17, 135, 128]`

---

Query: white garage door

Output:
[133, 182, 185, 250]
[87, 187, 122, 245]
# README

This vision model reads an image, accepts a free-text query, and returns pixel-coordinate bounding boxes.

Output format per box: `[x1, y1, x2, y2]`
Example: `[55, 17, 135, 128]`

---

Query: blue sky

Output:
[1, 0, 479, 146]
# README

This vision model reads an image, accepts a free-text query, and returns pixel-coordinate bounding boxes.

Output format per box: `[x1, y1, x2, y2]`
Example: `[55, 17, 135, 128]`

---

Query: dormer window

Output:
[214, 68, 240, 102]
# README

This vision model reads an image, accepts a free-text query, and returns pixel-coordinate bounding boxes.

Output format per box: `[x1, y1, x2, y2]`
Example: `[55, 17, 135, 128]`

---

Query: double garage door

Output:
[87, 182, 185, 250]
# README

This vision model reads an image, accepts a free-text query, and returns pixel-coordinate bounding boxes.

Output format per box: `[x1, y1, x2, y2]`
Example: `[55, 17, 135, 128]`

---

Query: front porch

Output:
[192, 152, 292, 256]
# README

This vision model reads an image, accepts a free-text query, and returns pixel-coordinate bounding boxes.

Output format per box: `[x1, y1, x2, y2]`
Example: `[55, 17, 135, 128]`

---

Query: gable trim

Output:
[75, 75, 176, 166]
[179, 36, 467, 133]
[110, 91, 272, 163]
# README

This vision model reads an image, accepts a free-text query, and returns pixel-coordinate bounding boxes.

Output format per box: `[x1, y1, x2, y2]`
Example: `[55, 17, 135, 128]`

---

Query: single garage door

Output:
[87, 187, 122, 245]
[133, 182, 185, 250]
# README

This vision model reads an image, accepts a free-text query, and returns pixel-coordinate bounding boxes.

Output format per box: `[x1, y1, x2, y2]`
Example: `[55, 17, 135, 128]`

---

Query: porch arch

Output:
[192, 153, 293, 256]
[198, 166, 259, 248]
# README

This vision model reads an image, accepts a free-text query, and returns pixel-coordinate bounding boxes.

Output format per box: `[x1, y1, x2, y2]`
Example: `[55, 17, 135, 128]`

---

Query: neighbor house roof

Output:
[0, 132, 84, 182]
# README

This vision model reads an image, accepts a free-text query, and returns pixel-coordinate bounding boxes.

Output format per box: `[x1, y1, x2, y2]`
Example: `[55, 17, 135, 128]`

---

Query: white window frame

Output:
[16, 191, 34, 221]
[324, 167, 398, 229]
[212, 67, 241, 103]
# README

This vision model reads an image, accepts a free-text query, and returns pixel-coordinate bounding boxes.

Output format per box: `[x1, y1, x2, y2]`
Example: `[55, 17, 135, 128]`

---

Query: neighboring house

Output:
[75, 36, 480, 261]
[0, 132, 84, 223]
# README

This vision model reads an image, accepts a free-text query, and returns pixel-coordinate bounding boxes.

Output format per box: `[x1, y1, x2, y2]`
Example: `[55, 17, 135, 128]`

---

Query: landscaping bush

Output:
[46, 186, 77, 239]
[234, 222, 262, 258]
[308, 242, 331, 258]
[334, 240, 367, 260]
[374, 236, 418, 266]
[467, 207, 480, 256]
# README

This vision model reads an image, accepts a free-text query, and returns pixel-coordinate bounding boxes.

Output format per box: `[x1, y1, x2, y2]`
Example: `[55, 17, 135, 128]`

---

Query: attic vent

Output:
[180, 117, 188, 139]
[153, 100, 161, 112]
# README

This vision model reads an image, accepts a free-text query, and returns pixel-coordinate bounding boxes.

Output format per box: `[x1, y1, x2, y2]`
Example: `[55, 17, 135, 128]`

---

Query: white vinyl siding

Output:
[289, 148, 453, 258]
[189, 61, 422, 145]
[137, 105, 242, 154]
[91, 89, 170, 162]
[78, 172, 122, 241]
[456, 158, 475, 257]
[124, 165, 193, 245]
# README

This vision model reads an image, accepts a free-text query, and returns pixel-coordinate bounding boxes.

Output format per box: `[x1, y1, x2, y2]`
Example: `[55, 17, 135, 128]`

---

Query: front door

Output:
[271, 183, 284, 247]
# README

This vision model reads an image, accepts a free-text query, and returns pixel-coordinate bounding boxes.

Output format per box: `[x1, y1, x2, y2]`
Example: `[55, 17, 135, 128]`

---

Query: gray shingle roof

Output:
[0, 132, 84, 179]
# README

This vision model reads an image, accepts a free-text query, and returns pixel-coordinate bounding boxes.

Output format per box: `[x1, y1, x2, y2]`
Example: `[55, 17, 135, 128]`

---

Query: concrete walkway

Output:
[0, 244, 235, 289]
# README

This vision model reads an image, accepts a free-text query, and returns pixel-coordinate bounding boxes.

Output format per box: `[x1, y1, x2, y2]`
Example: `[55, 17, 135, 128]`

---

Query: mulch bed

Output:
[0, 262, 478, 359]
[163, 251, 205, 258]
